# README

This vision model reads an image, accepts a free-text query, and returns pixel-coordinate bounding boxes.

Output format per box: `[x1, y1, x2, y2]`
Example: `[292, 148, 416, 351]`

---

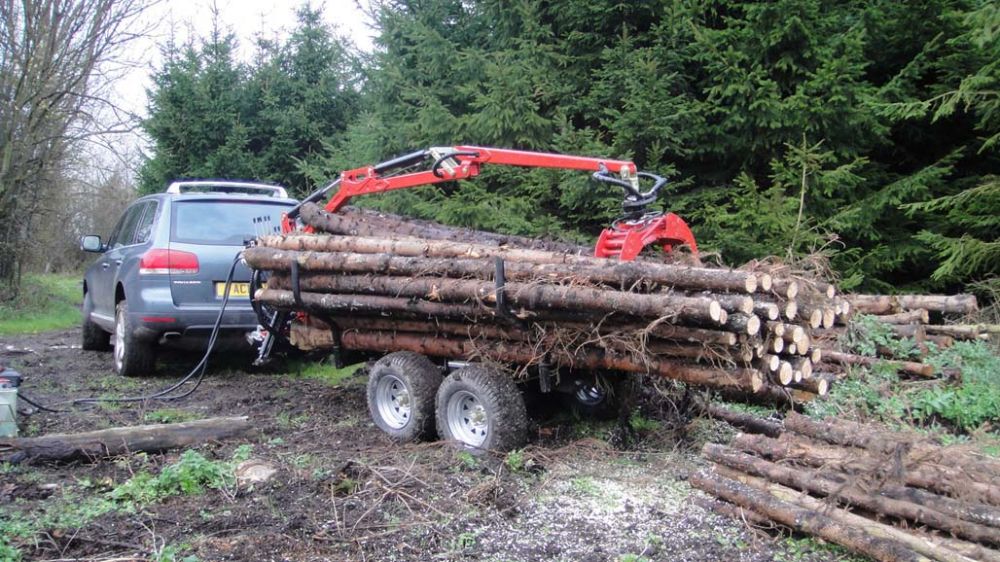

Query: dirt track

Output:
[1, 329, 853, 561]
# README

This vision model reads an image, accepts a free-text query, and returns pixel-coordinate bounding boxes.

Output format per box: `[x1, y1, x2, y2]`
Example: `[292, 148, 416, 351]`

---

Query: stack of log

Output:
[695, 409, 1000, 562]
[806, 293, 993, 384]
[244, 203, 842, 398]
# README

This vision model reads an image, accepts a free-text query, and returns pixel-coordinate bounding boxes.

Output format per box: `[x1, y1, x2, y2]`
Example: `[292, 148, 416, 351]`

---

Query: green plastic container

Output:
[0, 388, 16, 438]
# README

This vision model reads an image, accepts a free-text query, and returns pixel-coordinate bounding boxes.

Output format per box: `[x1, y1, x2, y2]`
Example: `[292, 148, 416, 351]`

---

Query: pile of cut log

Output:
[244, 203, 843, 398]
[695, 410, 1000, 562]
[807, 293, 992, 385]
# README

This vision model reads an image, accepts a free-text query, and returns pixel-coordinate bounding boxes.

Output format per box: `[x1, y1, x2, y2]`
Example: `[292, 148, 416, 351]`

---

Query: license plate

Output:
[216, 282, 250, 298]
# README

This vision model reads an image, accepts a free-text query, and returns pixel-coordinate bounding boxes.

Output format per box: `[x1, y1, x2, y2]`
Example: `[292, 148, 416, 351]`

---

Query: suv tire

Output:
[81, 292, 111, 351]
[114, 300, 156, 377]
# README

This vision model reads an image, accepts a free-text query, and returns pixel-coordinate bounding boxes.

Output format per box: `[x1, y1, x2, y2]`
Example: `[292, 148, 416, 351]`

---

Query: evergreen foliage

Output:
[141, 0, 999, 294]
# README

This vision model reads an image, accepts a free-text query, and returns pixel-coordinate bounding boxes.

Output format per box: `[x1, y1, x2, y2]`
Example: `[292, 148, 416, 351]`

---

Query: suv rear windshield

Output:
[170, 200, 294, 245]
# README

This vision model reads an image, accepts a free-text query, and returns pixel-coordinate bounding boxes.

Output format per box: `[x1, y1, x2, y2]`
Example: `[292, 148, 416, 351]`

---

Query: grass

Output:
[0, 273, 80, 335]
[290, 360, 364, 386]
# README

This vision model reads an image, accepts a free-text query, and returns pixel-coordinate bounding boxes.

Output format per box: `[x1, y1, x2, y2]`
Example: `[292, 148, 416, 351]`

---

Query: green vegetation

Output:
[144, 408, 202, 424]
[808, 316, 1000, 433]
[290, 360, 364, 387]
[0, 274, 79, 335]
[776, 536, 866, 562]
[0, 446, 251, 559]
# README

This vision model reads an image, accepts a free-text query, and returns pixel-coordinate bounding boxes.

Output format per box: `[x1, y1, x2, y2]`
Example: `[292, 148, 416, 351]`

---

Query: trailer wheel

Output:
[436, 365, 527, 452]
[367, 352, 442, 442]
[564, 375, 621, 420]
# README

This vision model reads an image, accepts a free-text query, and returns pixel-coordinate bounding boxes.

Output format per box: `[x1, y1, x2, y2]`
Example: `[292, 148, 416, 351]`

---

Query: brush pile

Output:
[244, 203, 845, 397]
[695, 410, 1000, 562]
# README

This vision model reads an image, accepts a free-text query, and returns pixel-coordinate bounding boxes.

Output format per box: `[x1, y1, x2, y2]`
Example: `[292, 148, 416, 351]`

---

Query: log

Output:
[336, 330, 765, 391]
[822, 350, 934, 378]
[702, 443, 1000, 547]
[714, 294, 755, 315]
[691, 496, 776, 528]
[724, 313, 761, 336]
[787, 376, 827, 395]
[0, 417, 252, 463]
[770, 279, 800, 300]
[925, 325, 1000, 339]
[690, 470, 933, 562]
[849, 294, 978, 315]
[708, 467, 980, 562]
[755, 302, 780, 321]
[300, 203, 588, 253]
[879, 483, 1000, 529]
[788, 357, 813, 380]
[268, 273, 725, 325]
[257, 234, 761, 293]
[878, 309, 930, 324]
[257, 289, 490, 319]
[703, 403, 783, 438]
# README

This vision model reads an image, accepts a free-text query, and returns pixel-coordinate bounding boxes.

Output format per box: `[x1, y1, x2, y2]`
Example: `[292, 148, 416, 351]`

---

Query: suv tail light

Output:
[139, 249, 199, 275]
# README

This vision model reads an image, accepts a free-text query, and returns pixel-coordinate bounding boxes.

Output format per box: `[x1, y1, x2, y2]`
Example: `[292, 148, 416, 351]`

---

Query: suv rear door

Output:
[167, 199, 291, 309]
[92, 201, 153, 317]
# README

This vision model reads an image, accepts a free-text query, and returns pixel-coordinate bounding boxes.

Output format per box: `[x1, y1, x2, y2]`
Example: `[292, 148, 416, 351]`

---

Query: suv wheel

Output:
[114, 300, 156, 377]
[81, 292, 111, 351]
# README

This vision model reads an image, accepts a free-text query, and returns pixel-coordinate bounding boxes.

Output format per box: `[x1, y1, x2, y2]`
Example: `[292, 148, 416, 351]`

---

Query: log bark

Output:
[690, 469, 933, 562]
[822, 350, 934, 378]
[702, 403, 783, 437]
[691, 496, 777, 528]
[787, 376, 827, 395]
[268, 273, 725, 324]
[0, 417, 252, 463]
[703, 443, 1000, 547]
[724, 313, 761, 336]
[336, 330, 764, 391]
[257, 234, 761, 293]
[713, 294, 755, 314]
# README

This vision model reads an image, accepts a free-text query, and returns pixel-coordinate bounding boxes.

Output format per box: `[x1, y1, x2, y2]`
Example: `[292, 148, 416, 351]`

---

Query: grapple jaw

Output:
[594, 212, 699, 261]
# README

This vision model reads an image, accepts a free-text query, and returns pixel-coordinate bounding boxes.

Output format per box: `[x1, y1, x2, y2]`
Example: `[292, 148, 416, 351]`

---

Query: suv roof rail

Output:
[166, 181, 289, 198]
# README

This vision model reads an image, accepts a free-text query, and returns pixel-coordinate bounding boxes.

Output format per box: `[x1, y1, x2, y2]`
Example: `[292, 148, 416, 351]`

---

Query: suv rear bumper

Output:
[128, 307, 261, 343]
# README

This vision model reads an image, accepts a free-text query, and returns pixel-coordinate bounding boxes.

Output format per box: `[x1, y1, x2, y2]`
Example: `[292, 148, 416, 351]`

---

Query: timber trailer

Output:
[249, 146, 701, 451]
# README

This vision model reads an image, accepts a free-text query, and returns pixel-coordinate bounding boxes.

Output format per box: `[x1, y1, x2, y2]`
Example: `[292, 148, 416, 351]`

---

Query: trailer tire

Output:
[436, 365, 527, 452]
[367, 352, 442, 442]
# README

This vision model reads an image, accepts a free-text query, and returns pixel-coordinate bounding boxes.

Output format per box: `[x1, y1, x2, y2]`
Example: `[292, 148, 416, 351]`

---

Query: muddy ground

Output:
[0, 329, 857, 562]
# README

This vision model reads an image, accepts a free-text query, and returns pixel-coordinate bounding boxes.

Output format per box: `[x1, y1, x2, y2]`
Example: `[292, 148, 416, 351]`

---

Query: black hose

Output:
[18, 254, 244, 412]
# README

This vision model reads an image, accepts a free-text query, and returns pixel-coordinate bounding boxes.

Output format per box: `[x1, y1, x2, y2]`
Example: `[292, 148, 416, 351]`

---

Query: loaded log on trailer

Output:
[246, 146, 842, 450]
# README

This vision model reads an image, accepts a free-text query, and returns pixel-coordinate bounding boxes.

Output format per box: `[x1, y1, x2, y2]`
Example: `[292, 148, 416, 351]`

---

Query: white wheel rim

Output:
[575, 385, 606, 406]
[114, 308, 125, 371]
[375, 374, 411, 429]
[446, 390, 488, 447]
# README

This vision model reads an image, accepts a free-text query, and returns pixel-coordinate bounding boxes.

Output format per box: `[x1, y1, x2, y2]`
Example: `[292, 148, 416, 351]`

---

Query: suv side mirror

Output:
[80, 235, 104, 252]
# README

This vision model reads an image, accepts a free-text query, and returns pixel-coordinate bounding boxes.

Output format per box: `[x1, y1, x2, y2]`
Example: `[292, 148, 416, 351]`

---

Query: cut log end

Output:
[756, 273, 770, 292]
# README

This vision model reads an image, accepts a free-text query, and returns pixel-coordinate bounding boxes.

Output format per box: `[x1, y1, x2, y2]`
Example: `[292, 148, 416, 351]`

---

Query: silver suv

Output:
[80, 181, 296, 376]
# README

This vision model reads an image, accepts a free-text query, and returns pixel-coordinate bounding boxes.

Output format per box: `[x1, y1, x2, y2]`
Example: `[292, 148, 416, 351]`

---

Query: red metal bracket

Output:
[594, 213, 698, 261]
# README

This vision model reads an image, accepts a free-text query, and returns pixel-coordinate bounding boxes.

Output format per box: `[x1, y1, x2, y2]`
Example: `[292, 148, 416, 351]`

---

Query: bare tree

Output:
[0, 0, 152, 300]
